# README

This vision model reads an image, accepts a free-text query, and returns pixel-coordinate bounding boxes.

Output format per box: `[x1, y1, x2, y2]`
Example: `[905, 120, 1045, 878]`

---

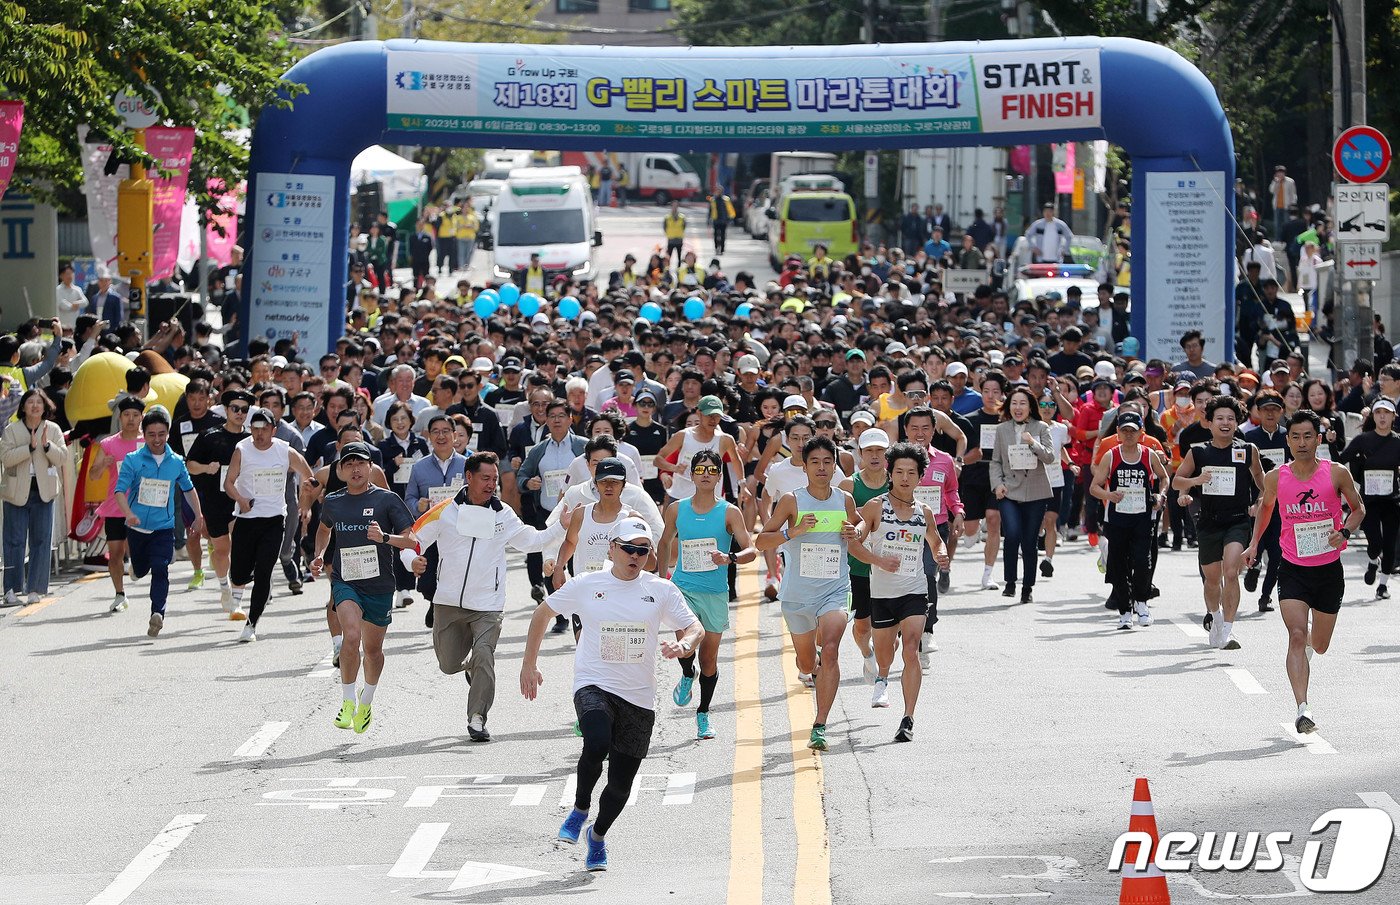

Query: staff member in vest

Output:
[1337, 399, 1400, 599]
[520, 517, 702, 871]
[1172, 395, 1266, 650]
[988, 386, 1057, 605]
[676, 251, 704, 289]
[1091, 413, 1171, 629]
[112, 408, 205, 638]
[657, 449, 757, 740]
[224, 407, 316, 641]
[515, 252, 547, 296]
[407, 452, 569, 742]
[662, 200, 687, 267]
[518, 400, 587, 625]
[1244, 410, 1364, 735]
[1, 389, 68, 606]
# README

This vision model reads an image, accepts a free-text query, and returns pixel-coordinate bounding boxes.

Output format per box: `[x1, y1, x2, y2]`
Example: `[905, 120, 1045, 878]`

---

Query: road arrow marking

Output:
[450, 861, 545, 891]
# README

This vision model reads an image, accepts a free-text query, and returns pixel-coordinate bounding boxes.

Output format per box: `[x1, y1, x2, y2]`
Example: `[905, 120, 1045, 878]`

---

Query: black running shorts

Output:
[1279, 559, 1344, 615]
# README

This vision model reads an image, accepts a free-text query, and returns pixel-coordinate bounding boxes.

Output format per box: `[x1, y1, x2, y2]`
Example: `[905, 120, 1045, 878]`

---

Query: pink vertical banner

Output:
[146, 126, 195, 279]
[205, 178, 242, 267]
[1008, 145, 1031, 176]
[0, 101, 21, 202]
[1053, 142, 1077, 195]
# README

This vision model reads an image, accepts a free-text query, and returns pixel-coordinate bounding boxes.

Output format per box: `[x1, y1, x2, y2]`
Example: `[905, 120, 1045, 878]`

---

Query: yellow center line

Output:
[14, 597, 58, 618]
[727, 562, 764, 905]
[780, 621, 832, 905]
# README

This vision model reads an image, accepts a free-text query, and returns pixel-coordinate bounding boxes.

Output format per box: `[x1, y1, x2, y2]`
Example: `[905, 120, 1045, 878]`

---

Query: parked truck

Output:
[559, 151, 701, 204]
[898, 146, 1005, 236]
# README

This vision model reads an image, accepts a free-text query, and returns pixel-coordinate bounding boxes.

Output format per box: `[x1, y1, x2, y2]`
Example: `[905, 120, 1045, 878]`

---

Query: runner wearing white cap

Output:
[839, 428, 890, 682]
[521, 516, 702, 871]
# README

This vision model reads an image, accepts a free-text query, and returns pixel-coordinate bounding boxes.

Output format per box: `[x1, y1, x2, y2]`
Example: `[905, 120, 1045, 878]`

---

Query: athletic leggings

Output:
[575, 711, 644, 837]
[1362, 497, 1400, 574]
[1104, 519, 1153, 611]
[230, 515, 284, 627]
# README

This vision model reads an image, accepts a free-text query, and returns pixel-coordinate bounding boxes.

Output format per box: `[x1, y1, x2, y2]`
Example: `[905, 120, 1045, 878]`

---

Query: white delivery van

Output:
[560, 152, 702, 204]
[490, 166, 602, 283]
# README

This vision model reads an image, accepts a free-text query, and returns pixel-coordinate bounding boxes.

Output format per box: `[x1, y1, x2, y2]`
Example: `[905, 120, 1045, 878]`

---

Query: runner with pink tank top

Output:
[1245, 410, 1364, 736]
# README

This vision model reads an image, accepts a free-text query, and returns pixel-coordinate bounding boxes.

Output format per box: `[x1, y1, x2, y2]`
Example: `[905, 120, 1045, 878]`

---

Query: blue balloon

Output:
[683, 297, 706, 321]
[477, 288, 499, 305]
[518, 293, 541, 317]
[557, 296, 581, 319]
[498, 282, 520, 306]
[640, 302, 663, 323]
[473, 295, 498, 319]
[734, 302, 752, 319]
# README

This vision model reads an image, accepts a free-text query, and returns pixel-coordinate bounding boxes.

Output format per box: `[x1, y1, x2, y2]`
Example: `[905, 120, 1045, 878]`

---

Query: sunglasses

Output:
[905, 390, 928, 399]
[691, 464, 721, 475]
[227, 405, 249, 413]
[814, 420, 838, 428]
[636, 399, 656, 407]
[615, 541, 652, 557]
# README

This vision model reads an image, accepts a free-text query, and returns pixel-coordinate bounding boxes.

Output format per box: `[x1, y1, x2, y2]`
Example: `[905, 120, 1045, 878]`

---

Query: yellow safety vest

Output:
[525, 265, 545, 295]
[807, 255, 831, 279]
[620, 268, 637, 288]
[459, 211, 478, 240]
[708, 196, 736, 221]
[678, 264, 703, 286]
[664, 214, 686, 240]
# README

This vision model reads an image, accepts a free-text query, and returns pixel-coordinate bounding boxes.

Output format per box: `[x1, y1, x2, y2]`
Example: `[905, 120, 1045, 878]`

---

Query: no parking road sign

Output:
[1334, 126, 1391, 184]
[1334, 183, 1390, 242]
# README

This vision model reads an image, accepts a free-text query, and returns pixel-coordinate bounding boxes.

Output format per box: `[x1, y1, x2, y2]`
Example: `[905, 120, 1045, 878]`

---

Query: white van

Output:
[490, 166, 602, 283]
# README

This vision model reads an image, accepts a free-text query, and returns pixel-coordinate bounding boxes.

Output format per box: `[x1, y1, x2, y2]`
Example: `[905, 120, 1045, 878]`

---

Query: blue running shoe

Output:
[696, 712, 714, 739]
[584, 824, 608, 871]
[672, 675, 694, 707]
[558, 808, 588, 844]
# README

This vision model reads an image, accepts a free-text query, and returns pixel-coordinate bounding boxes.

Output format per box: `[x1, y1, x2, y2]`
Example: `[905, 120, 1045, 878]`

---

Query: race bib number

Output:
[339, 545, 381, 581]
[429, 480, 463, 504]
[1292, 519, 1336, 559]
[979, 424, 997, 451]
[250, 467, 284, 497]
[680, 537, 718, 573]
[542, 469, 568, 500]
[455, 504, 495, 538]
[582, 557, 607, 573]
[136, 478, 171, 508]
[394, 456, 421, 485]
[799, 543, 841, 579]
[882, 537, 923, 577]
[1046, 462, 1065, 488]
[1202, 466, 1236, 496]
[467, 429, 481, 452]
[1007, 443, 1037, 471]
[1364, 469, 1395, 496]
[914, 484, 942, 513]
[180, 420, 195, 435]
[1116, 485, 1147, 515]
[640, 460, 659, 480]
[599, 621, 648, 663]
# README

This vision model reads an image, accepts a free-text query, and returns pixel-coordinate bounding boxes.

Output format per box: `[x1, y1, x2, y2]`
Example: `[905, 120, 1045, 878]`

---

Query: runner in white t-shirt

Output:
[520, 517, 701, 872]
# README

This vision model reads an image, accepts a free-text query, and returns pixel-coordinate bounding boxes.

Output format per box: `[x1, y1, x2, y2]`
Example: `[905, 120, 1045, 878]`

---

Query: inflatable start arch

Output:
[244, 37, 1233, 360]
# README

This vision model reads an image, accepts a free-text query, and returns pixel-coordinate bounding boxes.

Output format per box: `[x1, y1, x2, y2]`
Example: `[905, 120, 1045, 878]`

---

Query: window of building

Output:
[628, 0, 671, 10]
[557, 0, 598, 12]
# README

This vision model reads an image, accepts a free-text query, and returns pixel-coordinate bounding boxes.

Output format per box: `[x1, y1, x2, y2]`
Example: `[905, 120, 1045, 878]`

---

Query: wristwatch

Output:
[954, 456, 964, 465]
[1341, 528, 1352, 540]
[678, 639, 692, 653]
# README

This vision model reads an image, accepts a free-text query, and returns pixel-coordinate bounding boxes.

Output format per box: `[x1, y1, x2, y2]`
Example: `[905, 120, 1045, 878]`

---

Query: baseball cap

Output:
[1117, 412, 1143, 430]
[444, 355, 467, 370]
[886, 342, 909, 356]
[1374, 399, 1397, 414]
[501, 358, 523, 372]
[987, 349, 1005, 365]
[1094, 361, 1116, 379]
[1090, 378, 1116, 391]
[471, 356, 494, 372]
[1174, 379, 1194, 391]
[614, 369, 636, 384]
[248, 407, 276, 427]
[697, 395, 725, 416]
[611, 516, 653, 544]
[222, 389, 255, 406]
[945, 362, 969, 377]
[339, 441, 374, 462]
[634, 390, 657, 405]
[269, 355, 289, 370]
[845, 349, 866, 361]
[1075, 365, 1096, 381]
[1256, 395, 1284, 409]
[782, 394, 808, 412]
[116, 396, 146, 413]
[850, 410, 877, 428]
[857, 428, 891, 449]
[737, 354, 760, 374]
[593, 457, 628, 483]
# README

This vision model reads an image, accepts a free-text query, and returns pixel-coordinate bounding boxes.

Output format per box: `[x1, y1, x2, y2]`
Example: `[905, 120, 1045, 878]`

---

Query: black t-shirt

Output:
[171, 411, 226, 457]
[1337, 430, 1400, 500]
[625, 421, 669, 459]
[1047, 349, 1093, 377]
[1189, 440, 1259, 517]
[1177, 421, 1212, 460]
[319, 487, 414, 595]
[962, 409, 1002, 486]
[187, 427, 248, 509]
[929, 410, 975, 459]
[1243, 425, 1290, 472]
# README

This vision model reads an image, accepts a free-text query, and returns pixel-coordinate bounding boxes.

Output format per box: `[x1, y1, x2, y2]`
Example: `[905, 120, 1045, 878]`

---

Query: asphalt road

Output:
[4, 521, 1400, 904]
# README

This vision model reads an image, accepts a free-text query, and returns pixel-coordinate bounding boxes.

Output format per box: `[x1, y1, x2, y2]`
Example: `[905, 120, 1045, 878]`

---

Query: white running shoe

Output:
[1134, 601, 1152, 627]
[862, 651, 877, 683]
[2, 590, 17, 607]
[980, 577, 999, 591]
[239, 623, 257, 643]
[110, 594, 128, 613]
[922, 630, 937, 653]
[1208, 620, 1223, 649]
[219, 586, 234, 613]
[1117, 611, 1133, 631]
[871, 678, 890, 708]
[26, 592, 42, 605]
[332, 637, 343, 668]
[798, 672, 815, 689]
[1097, 543, 1108, 574]
[147, 611, 164, 637]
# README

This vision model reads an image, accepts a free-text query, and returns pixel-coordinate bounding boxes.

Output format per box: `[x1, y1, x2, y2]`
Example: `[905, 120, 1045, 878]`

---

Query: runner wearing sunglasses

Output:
[521, 517, 702, 871]
[186, 389, 253, 616]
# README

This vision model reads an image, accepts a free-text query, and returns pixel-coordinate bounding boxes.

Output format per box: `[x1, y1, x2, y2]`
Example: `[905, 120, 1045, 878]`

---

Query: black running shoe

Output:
[1377, 586, 1391, 600]
[1002, 581, 1015, 598]
[1258, 598, 1275, 612]
[1243, 566, 1260, 594]
[550, 615, 568, 634]
[1294, 713, 1317, 735]
[1040, 559, 1054, 578]
[532, 584, 546, 603]
[894, 716, 914, 743]
[937, 570, 951, 594]
[1020, 587, 1033, 605]
[1364, 562, 1378, 585]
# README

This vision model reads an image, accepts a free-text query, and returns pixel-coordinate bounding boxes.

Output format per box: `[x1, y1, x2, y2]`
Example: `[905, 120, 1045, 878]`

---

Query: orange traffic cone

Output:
[1119, 778, 1171, 905]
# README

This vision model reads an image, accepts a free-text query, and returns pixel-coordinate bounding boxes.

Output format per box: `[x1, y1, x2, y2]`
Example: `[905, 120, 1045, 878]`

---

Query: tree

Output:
[0, 0, 306, 217]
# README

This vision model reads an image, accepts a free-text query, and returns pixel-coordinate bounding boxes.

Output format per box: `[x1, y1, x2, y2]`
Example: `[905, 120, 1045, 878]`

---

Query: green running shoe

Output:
[807, 725, 828, 751]
[353, 703, 373, 734]
[334, 700, 355, 730]
[188, 569, 206, 591]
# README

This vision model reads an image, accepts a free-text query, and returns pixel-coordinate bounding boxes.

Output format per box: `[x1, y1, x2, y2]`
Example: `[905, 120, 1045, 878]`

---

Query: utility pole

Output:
[1332, 0, 1369, 373]
[927, 0, 944, 42]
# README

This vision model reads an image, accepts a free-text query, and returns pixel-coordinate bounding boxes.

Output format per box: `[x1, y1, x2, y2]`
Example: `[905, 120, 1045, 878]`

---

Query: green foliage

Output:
[0, 0, 305, 216]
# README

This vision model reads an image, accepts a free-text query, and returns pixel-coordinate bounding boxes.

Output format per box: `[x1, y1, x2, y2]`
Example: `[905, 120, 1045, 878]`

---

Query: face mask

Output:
[1175, 394, 1191, 407]
[812, 365, 830, 381]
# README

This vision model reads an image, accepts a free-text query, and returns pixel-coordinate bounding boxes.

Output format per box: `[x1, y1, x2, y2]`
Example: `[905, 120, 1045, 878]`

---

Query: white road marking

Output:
[1356, 793, 1400, 837]
[1170, 618, 1210, 641]
[388, 823, 454, 879]
[234, 722, 291, 757]
[1223, 668, 1267, 695]
[306, 655, 337, 678]
[84, 814, 205, 905]
[1281, 723, 1337, 754]
[450, 861, 544, 891]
